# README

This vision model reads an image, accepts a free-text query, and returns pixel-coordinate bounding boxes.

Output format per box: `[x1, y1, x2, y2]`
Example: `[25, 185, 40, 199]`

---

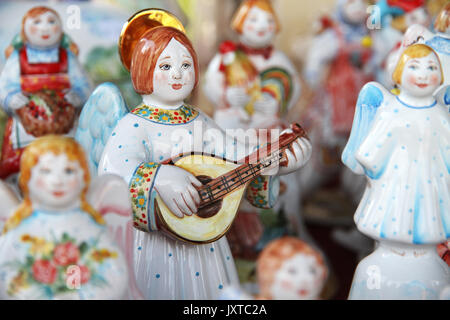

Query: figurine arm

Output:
[98, 115, 160, 232]
[67, 51, 92, 107]
[203, 53, 226, 107]
[303, 30, 339, 89]
[0, 50, 27, 114]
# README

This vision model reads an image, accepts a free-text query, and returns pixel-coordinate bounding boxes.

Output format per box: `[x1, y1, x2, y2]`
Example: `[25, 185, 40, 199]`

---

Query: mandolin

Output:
[154, 123, 307, 244]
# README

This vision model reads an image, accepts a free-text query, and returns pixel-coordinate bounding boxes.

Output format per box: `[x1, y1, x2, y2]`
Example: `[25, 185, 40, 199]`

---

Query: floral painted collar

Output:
[131, 104, 199, 125]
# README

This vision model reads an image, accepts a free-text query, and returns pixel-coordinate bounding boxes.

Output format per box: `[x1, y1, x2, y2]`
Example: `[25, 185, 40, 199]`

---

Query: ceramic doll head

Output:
[3, 136, 104, 233]
[434, 3, 450, 34]
[130, 27, 199, 105]
[231, 0, 280, 48]
[339, 0, 368, 25]
[257, 237, 328, 300]
[21, 6, 63, 48]
[393, 44, 443, 97]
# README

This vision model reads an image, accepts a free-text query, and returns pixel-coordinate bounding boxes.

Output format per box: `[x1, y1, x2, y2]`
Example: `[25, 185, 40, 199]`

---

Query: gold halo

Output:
[118, 8, 186, 71]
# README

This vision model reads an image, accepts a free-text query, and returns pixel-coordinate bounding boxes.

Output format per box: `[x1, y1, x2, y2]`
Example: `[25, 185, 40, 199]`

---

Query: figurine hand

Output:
[253, 93, 278, 116]
[154, 165, 202, 218]
[225, 86, 251, 108]
[262, 134, 312, 176]
[64, 90, 82, 107]
[9, 92, 28, 111]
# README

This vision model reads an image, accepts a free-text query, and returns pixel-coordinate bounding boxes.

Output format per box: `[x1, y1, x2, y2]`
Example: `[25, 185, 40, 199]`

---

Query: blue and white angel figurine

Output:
[342, 43, 450, 300]
[75, 9, 311, 300]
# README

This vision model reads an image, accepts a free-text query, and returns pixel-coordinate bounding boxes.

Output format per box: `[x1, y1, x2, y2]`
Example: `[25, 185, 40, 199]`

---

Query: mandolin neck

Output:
[197, 124, 306, 208]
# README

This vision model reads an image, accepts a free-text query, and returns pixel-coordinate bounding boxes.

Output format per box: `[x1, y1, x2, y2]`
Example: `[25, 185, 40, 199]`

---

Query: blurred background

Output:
[0, 0, 447, 300]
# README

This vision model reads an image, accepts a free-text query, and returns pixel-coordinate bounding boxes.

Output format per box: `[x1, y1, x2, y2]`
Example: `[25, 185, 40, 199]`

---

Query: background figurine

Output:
[0, 136, 141, 300]
[220, 236, 328, 300]
[257, 237, 328, 300]
[75, 9, 311, 300]
[203, 0, 315, 289]
[300, 0, 373, 204]
[342, 44, 449, 299]
[0, 6, 91, 182]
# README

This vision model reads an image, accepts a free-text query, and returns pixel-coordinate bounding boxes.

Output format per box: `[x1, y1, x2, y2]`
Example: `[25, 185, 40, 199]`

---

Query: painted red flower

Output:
[32, 260, 57, 284]
[78, 265, 91, 284]
[53, 242, 80, 266]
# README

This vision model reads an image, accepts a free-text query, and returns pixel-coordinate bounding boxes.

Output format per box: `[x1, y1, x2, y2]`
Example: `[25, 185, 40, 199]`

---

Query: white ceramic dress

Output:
[97, 101, 279, 299]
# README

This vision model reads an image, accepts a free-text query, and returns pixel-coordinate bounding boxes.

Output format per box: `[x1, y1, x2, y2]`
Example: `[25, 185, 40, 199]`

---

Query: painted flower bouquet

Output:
[16, 89, 76, 137]
[4, 232, 117, 298]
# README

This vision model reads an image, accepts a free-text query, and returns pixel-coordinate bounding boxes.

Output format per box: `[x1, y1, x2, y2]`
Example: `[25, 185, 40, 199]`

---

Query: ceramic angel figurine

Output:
[0, 136, 142, 300]
[75, 9, 311, 300]
[397, 3, 449, 105]
[220, 237, 328, 300]
[203, 0, 315, 286]
[0, 6, 91, 181]
[342, 43, 449, 299]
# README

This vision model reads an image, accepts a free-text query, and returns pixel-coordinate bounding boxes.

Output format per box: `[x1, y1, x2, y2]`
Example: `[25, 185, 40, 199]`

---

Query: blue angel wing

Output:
[342, 82, 385, 174]
[75, 82, 128, 176]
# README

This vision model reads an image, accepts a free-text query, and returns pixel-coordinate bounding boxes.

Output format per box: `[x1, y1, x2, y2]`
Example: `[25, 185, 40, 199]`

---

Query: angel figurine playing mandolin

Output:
[342, 43, 449, 299]
[0, 6, 91, 181]
[0, 136, 142, 300]
[75, 9, 311, 300]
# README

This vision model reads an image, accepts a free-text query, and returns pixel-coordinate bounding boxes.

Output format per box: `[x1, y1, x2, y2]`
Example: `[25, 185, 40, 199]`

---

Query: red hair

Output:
[130, 26, 199, 95]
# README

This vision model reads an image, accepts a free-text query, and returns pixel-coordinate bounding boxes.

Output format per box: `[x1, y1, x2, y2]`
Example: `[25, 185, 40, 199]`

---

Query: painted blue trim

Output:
[396, 96, 437, 110]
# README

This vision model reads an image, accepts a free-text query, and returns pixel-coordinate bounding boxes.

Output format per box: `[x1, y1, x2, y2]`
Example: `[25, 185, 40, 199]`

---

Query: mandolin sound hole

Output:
[196, 175, 223, 219]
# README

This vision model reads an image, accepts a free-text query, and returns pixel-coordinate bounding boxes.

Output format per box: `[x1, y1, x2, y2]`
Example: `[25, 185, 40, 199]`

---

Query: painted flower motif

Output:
[29, 237, 54, 256]
[32, 260, 57, 284]
[157, 112, 173, 123]
[137, 108, 150, 117]
[180, 106, 194, 118]
[250, 176, 265, 189]
[91, 249, 118, 263]
[135, 195, 147, 209]
[131, 105, 198, 124]
[53, 242, 80, 266]
[144, 163, 158, 169]
[78, 265, 91, 284]
[254, 195, 268, 207]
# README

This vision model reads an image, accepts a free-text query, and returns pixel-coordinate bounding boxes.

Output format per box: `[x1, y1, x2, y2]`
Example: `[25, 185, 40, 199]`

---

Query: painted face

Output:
[24, 11, 62, 48]
[405, 8, 429, 27]
[151, 38, 195, 104]
[240, 6, 276, 48]
[342, 0, 367, 24]
[28, 153, 85, 210]
[270, 253, 326, 300]
[400, 53, 442, 97]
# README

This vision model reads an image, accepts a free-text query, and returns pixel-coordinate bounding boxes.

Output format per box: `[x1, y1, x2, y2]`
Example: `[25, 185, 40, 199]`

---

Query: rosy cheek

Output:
[154, 72, 168, 85]
[36, 177, 47, 189]
[246, 25, 254, 32]
[68, 178, 80, 189]
[407, 74, 416, 85]
[268, 25, 274, 32]
[281, 280, 292, 290]
[29, 26, 38, 35]
[430, 74, 439, 85]
[52, 26, 60, 34]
